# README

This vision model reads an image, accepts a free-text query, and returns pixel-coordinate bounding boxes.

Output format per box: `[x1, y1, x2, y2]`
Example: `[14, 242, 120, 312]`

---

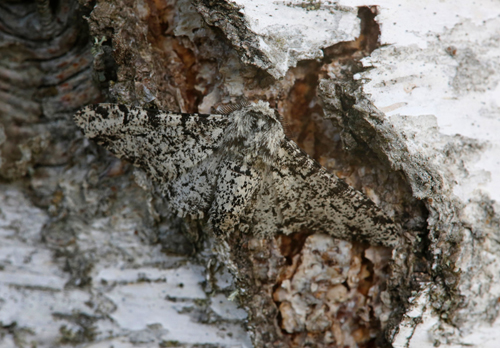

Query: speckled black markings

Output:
[75, 102, 399, 246]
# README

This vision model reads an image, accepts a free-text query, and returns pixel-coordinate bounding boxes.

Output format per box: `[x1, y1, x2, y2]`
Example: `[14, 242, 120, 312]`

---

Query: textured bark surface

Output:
[0, 1, 250, 347]
[1, 1, 499, 348]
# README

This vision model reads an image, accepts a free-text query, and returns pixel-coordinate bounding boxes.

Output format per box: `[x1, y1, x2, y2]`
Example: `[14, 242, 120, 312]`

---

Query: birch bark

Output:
[0, 1, 499, 348]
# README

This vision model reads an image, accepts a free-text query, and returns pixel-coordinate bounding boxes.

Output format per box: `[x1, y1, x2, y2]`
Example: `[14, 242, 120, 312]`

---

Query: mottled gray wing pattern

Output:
[247, 139, 399, 247]
[75, 102, 399, 246]
[75, 104, 230, 217]
[208, 159, 261, 234]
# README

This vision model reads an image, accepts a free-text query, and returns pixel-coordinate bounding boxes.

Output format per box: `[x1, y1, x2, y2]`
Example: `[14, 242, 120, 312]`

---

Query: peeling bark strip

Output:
[75, 102, 399, 246]
[193, 0, 274, 74]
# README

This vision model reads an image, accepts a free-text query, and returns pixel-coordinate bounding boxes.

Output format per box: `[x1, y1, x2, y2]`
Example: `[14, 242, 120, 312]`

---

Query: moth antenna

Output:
[211, 97, 250, 114]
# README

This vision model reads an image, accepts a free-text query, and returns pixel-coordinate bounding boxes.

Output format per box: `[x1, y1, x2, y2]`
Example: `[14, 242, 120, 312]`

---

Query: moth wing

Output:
[209, 159, 261, 236]
[240, 171, 284, 237]
[167, 155, 220, 218]
[252, 139, 399, 246]
[74, 104, 229, 183]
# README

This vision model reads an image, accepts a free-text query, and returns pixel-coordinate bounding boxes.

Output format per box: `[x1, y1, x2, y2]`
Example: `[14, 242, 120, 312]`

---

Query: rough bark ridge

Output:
[1, 1, 250, 347]
[2, 1, 498, 348]
[82, 1, 426, 346]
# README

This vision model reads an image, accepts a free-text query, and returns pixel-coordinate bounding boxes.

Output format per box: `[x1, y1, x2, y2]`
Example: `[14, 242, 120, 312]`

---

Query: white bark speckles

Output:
[235, 0, 359, 78]
[346, 2, 500, 347]
[2, 0, 499, 347]
[0, 184, 252, 348]
[194, 0, 360, 79]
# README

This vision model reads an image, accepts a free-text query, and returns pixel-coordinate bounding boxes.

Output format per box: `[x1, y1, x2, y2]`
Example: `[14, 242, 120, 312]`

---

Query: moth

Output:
[75, 101, 399, 246]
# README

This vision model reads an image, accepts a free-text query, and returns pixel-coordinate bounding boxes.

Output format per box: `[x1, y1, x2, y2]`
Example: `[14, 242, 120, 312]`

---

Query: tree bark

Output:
[1, 1, 499, 348]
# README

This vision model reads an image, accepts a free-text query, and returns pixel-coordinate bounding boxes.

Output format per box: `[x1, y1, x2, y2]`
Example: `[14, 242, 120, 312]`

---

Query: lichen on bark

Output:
[82, 1, 431, 347]
[6, 1, 485, 347]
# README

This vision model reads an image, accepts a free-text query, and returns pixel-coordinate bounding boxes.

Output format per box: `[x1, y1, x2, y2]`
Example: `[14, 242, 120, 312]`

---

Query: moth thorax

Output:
[227, 109, 284, 162]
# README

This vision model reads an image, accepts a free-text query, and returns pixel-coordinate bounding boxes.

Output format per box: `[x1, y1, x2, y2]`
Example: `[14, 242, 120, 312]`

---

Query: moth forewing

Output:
[75, 101, 399, 246]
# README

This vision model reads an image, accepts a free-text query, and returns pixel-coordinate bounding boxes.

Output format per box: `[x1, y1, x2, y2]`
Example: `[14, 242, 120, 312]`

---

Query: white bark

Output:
[0, 185, 251, 348]
[1, 1, 499, 347]
[355, 2, 500, 347]
[227, 1, 500, 346]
